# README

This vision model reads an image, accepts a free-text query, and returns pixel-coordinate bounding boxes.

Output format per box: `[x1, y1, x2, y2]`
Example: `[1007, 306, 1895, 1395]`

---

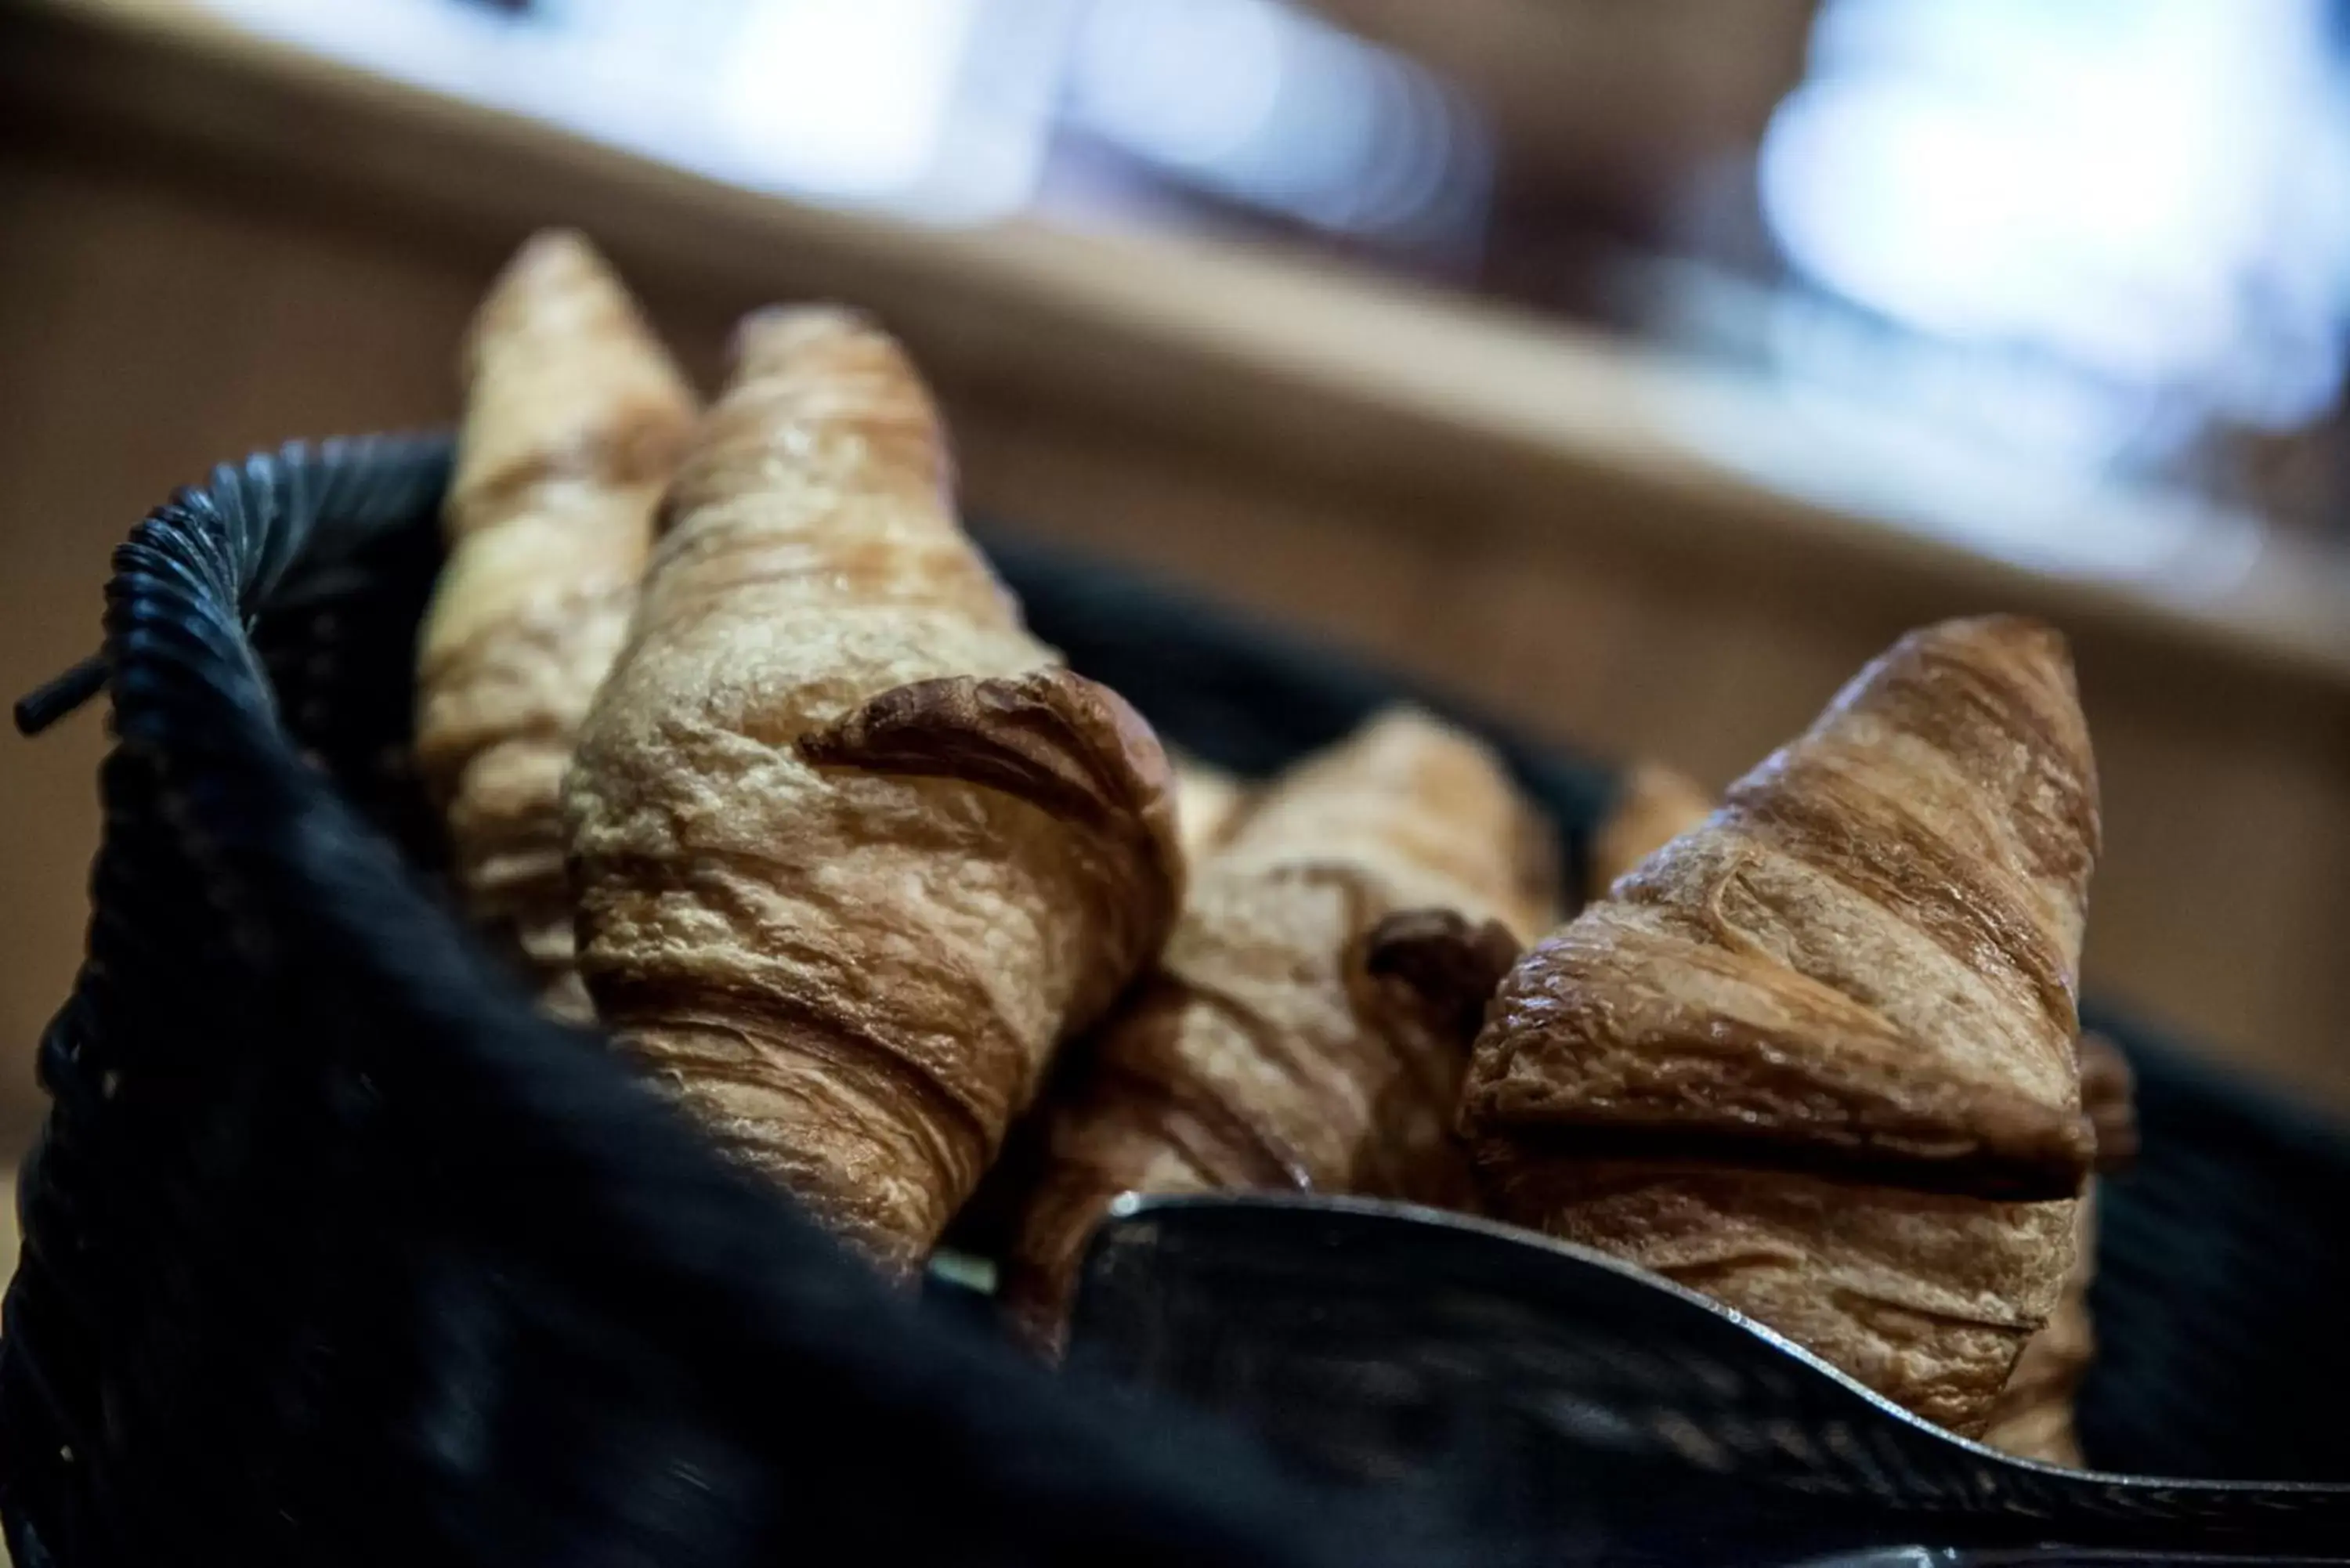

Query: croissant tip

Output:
[732, 304, 884, 370]
[488, 229, 620, 306]
[508, 224, 598, 266]
[1918, 614, 2073, 674]
[1347, 705, 1522, 788]
[468, 229, 648, 370]
[1357, 705, 1444, 741]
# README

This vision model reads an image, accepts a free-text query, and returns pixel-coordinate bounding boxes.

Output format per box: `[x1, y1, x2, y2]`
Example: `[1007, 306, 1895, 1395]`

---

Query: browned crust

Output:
[1000, 710, 1557, 1345]
[1464, 617, 2100, 1195]
[1462, 616, 2102, 1435]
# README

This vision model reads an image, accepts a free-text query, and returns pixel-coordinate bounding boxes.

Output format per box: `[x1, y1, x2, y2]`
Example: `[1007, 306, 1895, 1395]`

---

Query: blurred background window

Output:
[1752, 0, 2350, 539]
[193, 0, 2350, 559]
[197, 0, 1491, 251]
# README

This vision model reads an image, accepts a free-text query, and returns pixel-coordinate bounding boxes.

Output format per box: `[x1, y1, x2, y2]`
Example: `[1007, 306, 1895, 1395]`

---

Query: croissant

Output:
[565, 306, 1184, 1274]
[1003, 709, 1557, 1339]
[1587, 761, 1713, 901]
[1462, 616, 2101, 1435]
[1981, 1033, 2137, 1465]
[414, 231, 697, 1019]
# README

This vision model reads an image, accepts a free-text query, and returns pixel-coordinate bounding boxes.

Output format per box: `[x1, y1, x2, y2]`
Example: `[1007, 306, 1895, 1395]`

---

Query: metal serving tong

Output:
[1065, 1195, 2350, 1566]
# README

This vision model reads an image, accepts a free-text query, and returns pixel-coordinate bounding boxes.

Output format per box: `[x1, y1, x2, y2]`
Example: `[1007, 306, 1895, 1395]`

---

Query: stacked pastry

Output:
[421, 238, 1567, 1293]
[414, 230, 2130, 1463]
[420, 237, 1185, 1277]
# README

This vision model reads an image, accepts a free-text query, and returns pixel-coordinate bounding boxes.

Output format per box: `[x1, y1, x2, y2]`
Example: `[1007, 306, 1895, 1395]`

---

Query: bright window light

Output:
[1761, 0, 2350, 432]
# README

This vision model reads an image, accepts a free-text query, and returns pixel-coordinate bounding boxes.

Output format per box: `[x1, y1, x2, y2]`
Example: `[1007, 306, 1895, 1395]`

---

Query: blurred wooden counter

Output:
[3, 0, 2347, 1136]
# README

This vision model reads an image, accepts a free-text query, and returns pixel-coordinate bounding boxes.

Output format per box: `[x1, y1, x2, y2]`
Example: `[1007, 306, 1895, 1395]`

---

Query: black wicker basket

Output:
[6, 436, 2348, 1568]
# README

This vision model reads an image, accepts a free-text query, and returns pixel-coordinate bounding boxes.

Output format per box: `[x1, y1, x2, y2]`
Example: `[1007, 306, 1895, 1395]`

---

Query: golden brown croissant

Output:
[1003, 709, 1557, 1339]
[564, 305, 1183, 1275]
[1588, 761, 1713, 901]
[414, 231, 698, 1020]
[1462, 616, 2101, 1435]
[1981, 1033, 2136, 1465]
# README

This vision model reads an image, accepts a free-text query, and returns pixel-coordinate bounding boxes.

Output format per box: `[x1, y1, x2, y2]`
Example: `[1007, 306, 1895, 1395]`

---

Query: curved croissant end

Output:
[797, 667, 1185, 1028]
